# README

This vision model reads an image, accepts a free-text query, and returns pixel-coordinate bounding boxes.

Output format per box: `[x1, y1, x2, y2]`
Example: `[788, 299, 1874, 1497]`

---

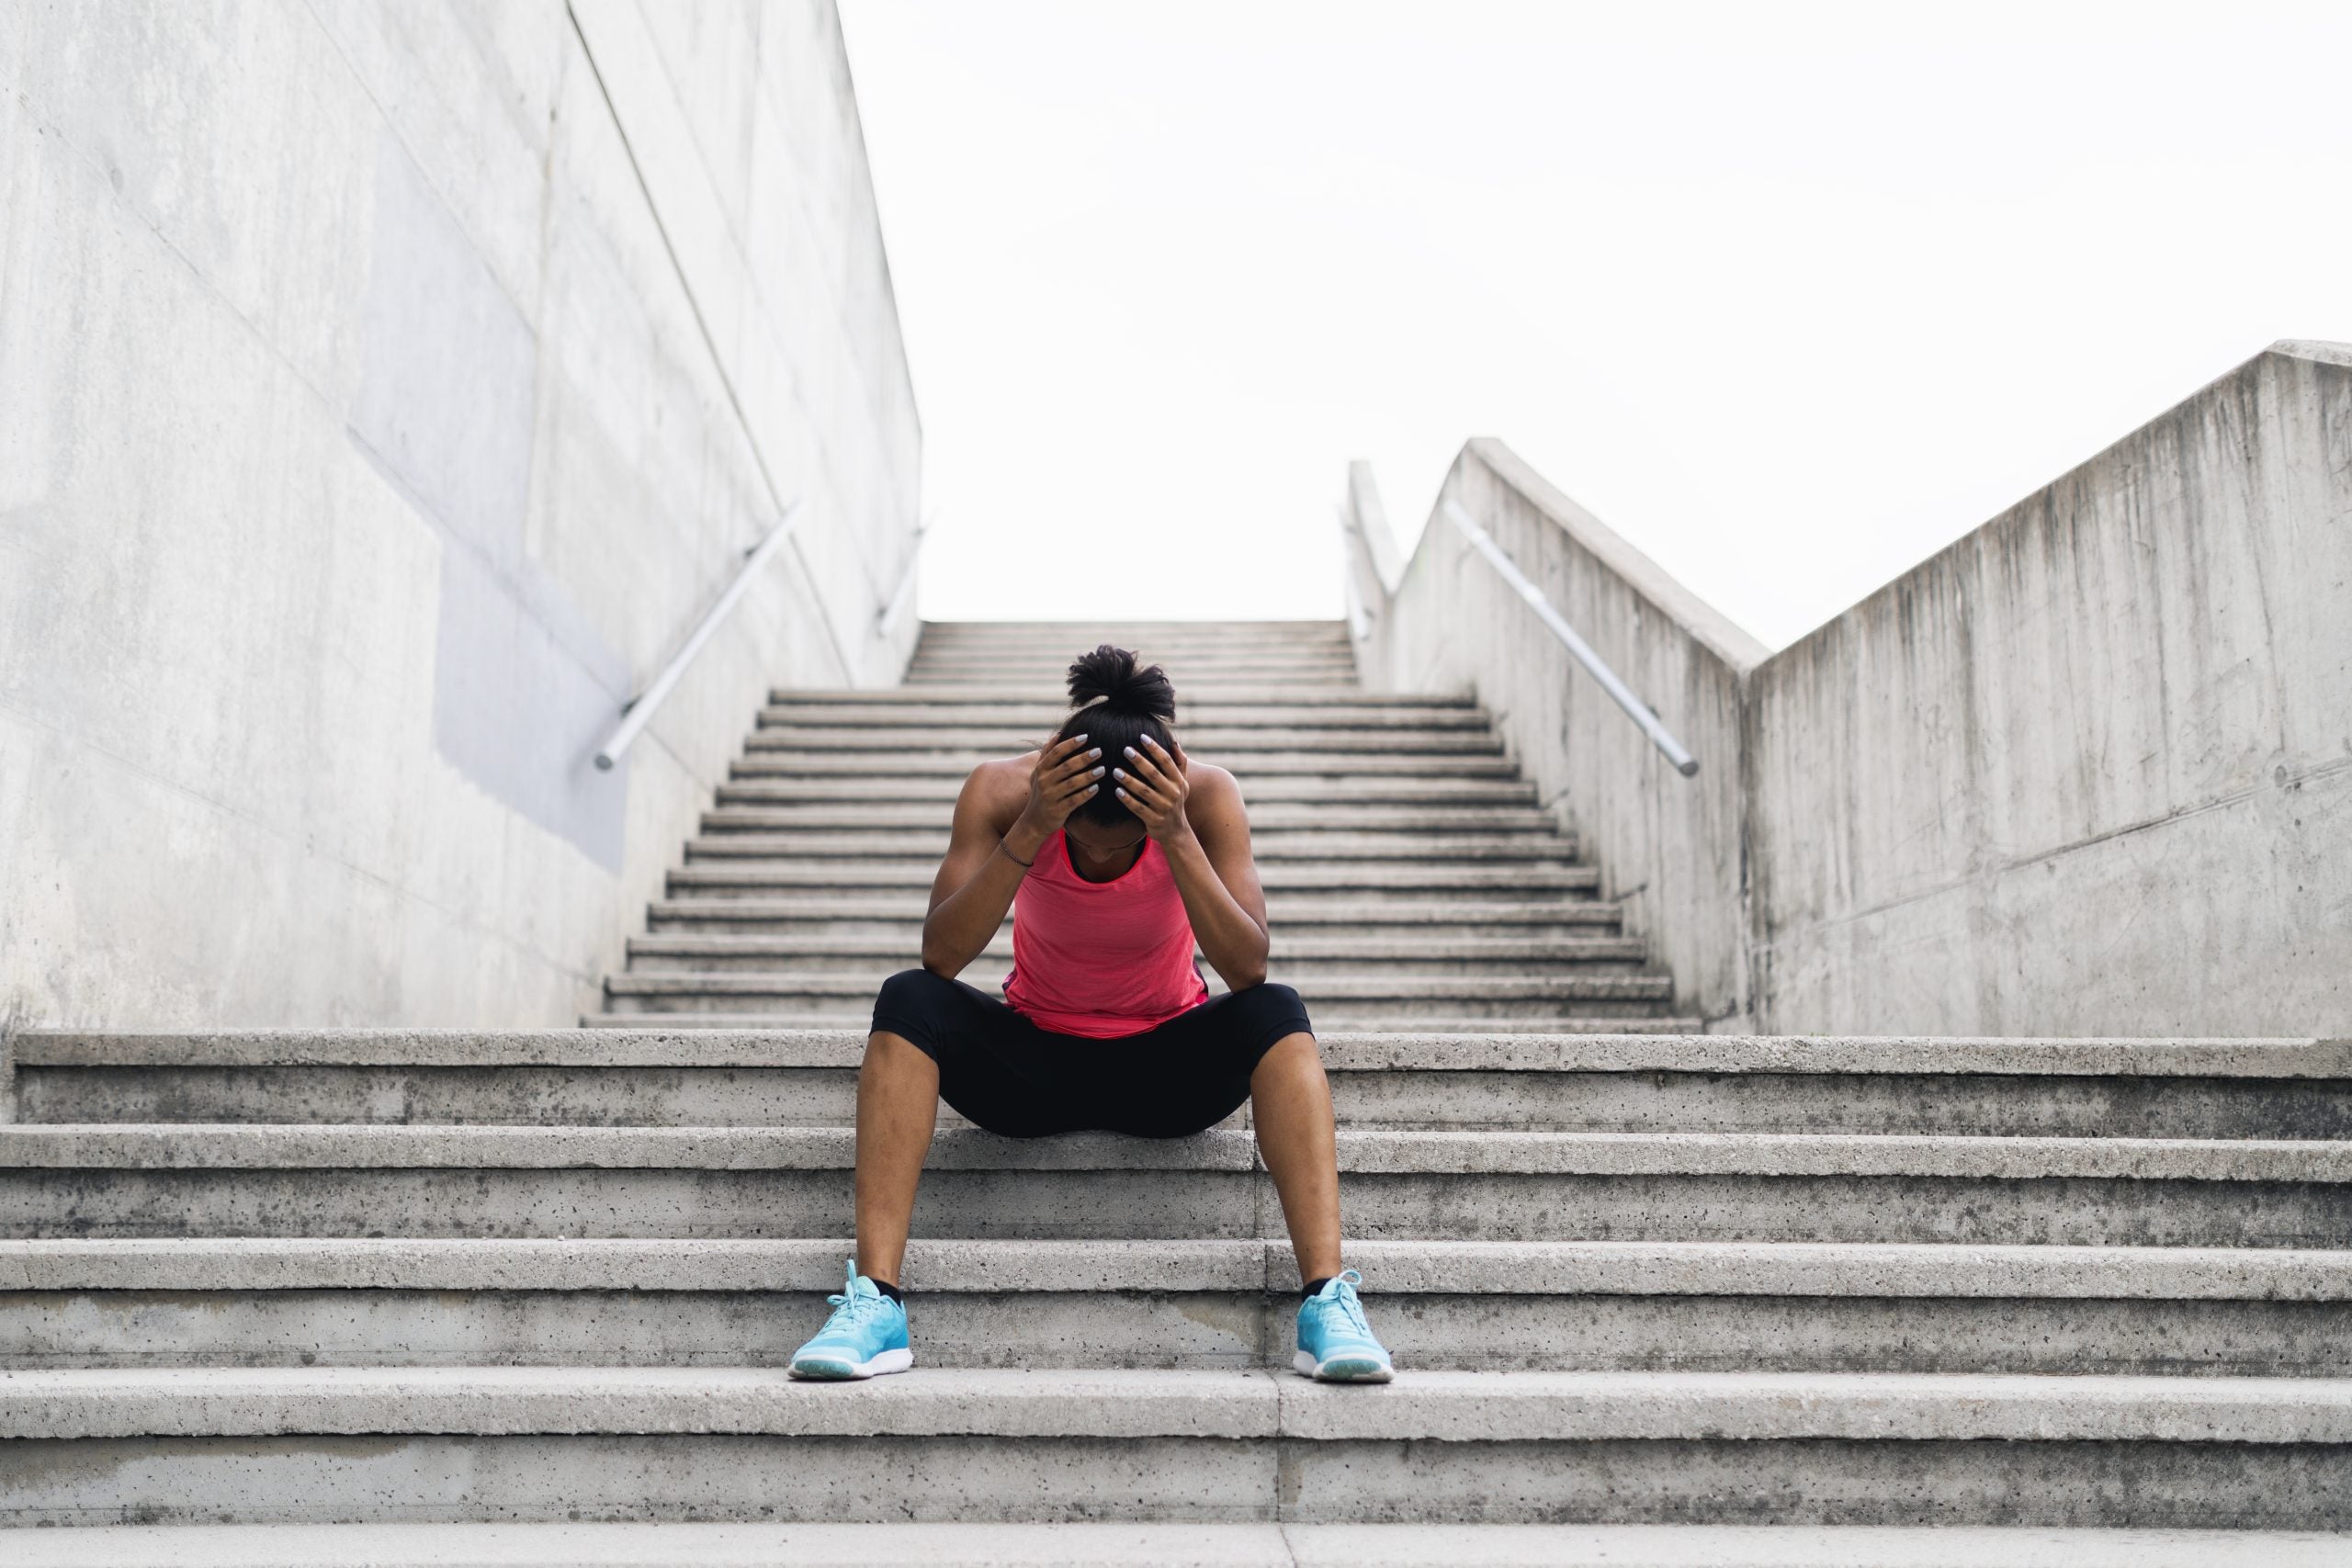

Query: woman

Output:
[786, 646, 1392, 1382]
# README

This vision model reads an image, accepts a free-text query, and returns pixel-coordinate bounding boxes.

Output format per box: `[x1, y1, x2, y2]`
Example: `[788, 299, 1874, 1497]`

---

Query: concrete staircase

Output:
[6, 621, 2352, 1554]
[595, 619, 1692, 1032]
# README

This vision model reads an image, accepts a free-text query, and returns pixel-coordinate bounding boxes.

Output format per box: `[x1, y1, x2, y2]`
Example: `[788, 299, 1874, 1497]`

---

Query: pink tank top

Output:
[1002, 830, 1209, 1038]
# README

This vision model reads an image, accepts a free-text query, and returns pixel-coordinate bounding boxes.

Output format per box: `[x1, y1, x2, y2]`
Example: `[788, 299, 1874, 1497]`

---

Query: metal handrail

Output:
[1442, 499, 1700, 777]
[594, 500, 804, 772]
[873, 520, 931, 637]
[1332, 503, 1376, 644]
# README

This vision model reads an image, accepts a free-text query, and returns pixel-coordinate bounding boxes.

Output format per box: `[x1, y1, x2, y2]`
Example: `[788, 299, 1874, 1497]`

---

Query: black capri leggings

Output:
[870, 967, 1315, 1139]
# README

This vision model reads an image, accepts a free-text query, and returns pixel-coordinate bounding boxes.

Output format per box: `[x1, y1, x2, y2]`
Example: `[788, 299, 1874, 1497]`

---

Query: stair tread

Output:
[11, 1364, 2352, 1443]
[580, 1014, 1708, 1032]
[665, 866, 1604, 887]
[0, 1522, 2337, 1568]
[647, 898, 1618, 920]
[20, 1029, 2340, 1075]
[11, 1236, 2352, 1299]
[622, 936, 1645, 961]
[776, 683, 1465, 702]
[602, 976, 1672, 1000]
[755, 707, 1493, 728]
[8, 1123, 2348, 1179]
[728, 755, 1527, 775]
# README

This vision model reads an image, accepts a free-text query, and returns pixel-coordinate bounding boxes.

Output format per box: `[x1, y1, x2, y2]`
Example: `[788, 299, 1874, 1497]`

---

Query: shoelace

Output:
[1320, 1269, 1373, 1337]
[819, 1259, 888, 1337]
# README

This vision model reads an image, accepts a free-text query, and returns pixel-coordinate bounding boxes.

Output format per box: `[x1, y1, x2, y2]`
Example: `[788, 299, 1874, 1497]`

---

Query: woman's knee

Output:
[876, 966, 956, 1012]
[1253, 1028, 1322, 1076]
[1230, 981, 1314, 1047]
[1225, 978, 1306, 1018]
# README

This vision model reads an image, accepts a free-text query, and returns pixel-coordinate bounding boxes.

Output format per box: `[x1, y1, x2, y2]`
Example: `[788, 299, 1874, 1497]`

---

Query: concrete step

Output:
[616, 935, 1646, 976]
[642, 897, 1624, 935]
[715, 777, 1544, 806]
[898, 672, 1365, 691]
[598, 975, 1677, 1017]
[10, 1237, 2352, 1377]
[902, 659, 1363, 681]
[773, 684, 1473, 706]
[741, 728, 1505, 754]
[906, 637, 1354, 655]
[900, 657, 1364, 677]
[8, 1124, 2348, 1245]
[912, 618, 1351, 639]
[1, 1523, 2343, 1568]
[665, 864, 1604, 896]
[906, 637, 1355, 655]
[679, 832, 1579, 864]
[574, 1012, 1710, 1034]
[728, 752, 1526, 779]
[701, 804, 1563, 832]
[913, 625, 1352, 649]
[908, 633, 1356, 651]
[6, 1366, 2351, 1527]
[24, 1033, 2342, 1136]
[757, 703, 1491, 729]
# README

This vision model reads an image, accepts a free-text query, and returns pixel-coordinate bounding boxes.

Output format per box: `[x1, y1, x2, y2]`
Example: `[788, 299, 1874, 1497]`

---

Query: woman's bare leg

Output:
[1250, 1032, 1343, 1281]
[854, 1030, 940, 1285]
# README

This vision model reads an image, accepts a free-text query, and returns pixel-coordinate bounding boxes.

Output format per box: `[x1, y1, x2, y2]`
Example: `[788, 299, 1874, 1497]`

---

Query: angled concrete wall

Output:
[1344, 446, 1767, 1028]
[0, 1, 921, 1030]
[1748, 343, 2351, 1035]
[1348, 343, 2351, 1037]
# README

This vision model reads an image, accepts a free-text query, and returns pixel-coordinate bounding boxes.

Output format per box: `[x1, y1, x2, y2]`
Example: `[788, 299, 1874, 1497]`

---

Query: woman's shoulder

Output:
[965, 752, 1035, 791]
[956, 754, 1035, 820]
[1186, 758, 1242, 801]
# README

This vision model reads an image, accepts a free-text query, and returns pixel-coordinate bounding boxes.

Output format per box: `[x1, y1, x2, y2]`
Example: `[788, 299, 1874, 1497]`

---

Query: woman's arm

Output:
[1115, 737, 1272, 991]
[921, 735, 1104, 977]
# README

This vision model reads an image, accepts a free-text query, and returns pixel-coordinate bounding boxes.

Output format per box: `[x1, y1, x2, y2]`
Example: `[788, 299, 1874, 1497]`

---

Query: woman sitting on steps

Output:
[786, 644, 1392, 1383]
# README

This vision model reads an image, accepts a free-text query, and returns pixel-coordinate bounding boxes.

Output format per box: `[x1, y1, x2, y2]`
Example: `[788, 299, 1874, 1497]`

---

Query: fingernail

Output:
[1111, 768, 1125, 780]
[1124, 746, 1136, 759]
[1115, 787, 1127, 797]
[1090, 748, 1102, 759]
[1093, 766, 1107, 777]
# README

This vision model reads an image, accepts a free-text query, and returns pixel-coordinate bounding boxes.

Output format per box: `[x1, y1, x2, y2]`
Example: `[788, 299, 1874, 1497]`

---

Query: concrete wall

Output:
[0, 1, 922, 1030]
[1343, 445, 1769, 1028]
[1747, 343, 2352, 1036]
[1347, 343, 2351, 1036]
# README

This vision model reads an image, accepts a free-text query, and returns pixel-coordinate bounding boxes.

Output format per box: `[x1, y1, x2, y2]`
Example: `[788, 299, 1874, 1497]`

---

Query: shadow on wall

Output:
[351, 132, 633, 870]
[1345, 341, 2352, 1039]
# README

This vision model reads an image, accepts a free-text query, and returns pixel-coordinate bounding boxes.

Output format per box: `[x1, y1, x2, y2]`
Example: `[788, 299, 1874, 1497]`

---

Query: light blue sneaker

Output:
[788, 1261, 912, 1381]
[1294, 1269, 1393, 1382]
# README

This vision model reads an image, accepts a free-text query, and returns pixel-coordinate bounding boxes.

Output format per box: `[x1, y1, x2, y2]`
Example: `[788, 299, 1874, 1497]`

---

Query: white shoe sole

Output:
[788, 1348, 914, 1381]
[1295, 1348, 1394, 1382]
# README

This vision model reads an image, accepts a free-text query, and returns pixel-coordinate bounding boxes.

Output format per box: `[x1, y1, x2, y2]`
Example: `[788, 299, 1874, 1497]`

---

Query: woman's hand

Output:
[1013, 733, 1105, 843]
[1113, 734, 1193, 843]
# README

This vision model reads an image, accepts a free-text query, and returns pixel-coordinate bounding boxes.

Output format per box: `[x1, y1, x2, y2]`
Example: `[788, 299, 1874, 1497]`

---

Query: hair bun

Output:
[1067, 644, 1175, 720]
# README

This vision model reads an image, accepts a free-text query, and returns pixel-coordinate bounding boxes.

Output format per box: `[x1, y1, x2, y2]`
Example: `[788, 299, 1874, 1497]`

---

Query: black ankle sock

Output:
[868, 1278, 903, 1305]
[1301, 1276, 1334, 1301]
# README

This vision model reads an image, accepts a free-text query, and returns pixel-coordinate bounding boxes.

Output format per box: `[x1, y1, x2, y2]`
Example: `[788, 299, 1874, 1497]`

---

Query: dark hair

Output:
[1053, 645, 1175, 828]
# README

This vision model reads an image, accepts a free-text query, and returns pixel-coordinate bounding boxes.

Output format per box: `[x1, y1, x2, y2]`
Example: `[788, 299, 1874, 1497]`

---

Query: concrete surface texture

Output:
[10, 1523, 2352, 1566]
[1345, 342, 2352, 1036]
[0, 1, 922, 1032]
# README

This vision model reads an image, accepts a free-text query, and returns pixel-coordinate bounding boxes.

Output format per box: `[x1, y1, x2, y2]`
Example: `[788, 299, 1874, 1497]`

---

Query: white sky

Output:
[838, 1, 2352, 649]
